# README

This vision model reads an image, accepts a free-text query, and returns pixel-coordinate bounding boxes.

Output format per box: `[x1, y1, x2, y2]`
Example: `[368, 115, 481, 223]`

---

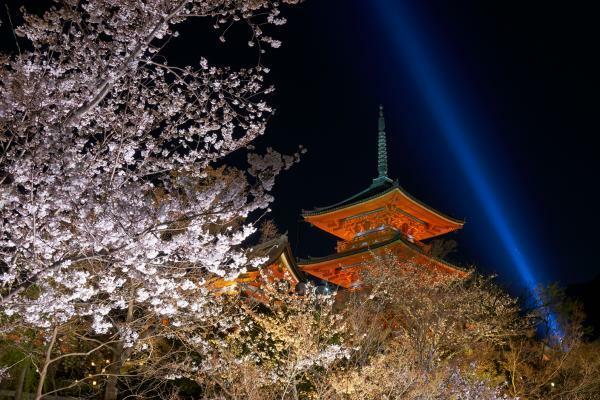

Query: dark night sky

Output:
[1, 1, 598, 291]
[257, 0, 599, 290]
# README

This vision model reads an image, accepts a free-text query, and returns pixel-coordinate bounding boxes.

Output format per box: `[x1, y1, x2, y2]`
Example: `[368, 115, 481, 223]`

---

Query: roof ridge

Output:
[302, 180, 398, 215]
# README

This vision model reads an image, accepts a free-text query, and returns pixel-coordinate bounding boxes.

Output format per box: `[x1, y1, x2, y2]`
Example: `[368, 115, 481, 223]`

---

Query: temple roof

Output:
[248, 234, 304, 282]
[298, 231, 460, 269]
[208, 234, 305, 294]
[302, 179, 463, 241]
[298, 232, 468, 288]
[304, 177, 397, 215]
[302, 178, 463, 225]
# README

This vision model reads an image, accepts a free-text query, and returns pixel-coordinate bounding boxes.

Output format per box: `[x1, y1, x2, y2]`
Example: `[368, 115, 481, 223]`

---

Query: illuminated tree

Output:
[496, 285, 600, 399]
[327, 255, 526, 399]
[159, 269, 348, 399]
[0, 0, 299, 398]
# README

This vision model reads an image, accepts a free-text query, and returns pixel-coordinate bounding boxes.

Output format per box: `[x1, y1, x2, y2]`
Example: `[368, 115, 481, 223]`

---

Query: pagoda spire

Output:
[377, 105, 388, 178]
[372, 105, 393, 186]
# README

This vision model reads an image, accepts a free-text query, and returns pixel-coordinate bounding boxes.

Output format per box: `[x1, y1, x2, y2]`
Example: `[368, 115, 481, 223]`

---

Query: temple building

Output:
[211, 106, 466, 295]
[298, 106, 466, 288]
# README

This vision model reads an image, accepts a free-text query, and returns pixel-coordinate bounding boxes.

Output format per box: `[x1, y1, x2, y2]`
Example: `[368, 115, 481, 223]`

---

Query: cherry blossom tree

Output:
[146, 269, 348, 399]
[322, 254, 526, 400]
[0, 0, 300, 398]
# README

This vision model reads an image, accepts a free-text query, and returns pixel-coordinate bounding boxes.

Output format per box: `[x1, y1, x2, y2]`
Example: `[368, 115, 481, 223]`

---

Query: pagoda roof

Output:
[298, 232, 461, 270]
[304, 177, 463, 222]
[298, 232, 468, 288]
[304, 177, 398, 216]
[302, 179, 464, 241]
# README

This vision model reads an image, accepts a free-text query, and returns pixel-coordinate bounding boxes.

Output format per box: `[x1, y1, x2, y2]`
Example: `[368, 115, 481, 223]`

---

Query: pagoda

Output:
[299, 106, 467, 288]
[210, 106, 467, 296]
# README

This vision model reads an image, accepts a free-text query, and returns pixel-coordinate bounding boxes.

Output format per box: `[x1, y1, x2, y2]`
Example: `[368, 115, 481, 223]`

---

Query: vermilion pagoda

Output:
[298, 106, 466, 288]
[212, 106, 466, 293]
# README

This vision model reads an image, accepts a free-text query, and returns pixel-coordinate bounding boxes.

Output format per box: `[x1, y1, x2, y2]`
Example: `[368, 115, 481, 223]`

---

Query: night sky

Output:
[259, 1, 599, 291]
[1, 1, 598, 291]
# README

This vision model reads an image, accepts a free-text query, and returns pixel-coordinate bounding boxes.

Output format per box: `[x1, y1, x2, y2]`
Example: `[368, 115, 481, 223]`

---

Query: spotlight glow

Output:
[371, 0, 560, 336]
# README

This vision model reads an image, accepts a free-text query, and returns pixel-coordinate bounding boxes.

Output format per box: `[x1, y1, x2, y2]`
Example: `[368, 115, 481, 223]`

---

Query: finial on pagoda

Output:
[377, 104, 389, 179]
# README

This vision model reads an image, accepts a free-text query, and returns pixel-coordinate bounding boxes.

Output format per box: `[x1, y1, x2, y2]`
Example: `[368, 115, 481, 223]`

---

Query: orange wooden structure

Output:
[209, 235, 303, 295]
[299, 106, 466, 288]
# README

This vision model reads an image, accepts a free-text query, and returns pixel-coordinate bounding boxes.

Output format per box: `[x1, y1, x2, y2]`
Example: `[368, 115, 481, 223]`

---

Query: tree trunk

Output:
[14, 358, 30, 400]
[35, 326, 58, 400]
[104, 294, 135, 400]
[103, 342, 124, 400]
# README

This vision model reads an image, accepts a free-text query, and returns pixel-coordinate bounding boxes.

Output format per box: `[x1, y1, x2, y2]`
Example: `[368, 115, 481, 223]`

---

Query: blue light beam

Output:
[371, 0, 561, 337]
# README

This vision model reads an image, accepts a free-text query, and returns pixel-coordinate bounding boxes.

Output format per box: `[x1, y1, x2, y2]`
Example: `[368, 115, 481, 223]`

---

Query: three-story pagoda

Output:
[299, 106, 466, 288]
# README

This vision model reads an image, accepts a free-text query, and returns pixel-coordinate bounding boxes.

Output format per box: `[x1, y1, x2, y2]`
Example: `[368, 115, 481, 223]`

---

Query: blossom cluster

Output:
[0, 0, 298, 342]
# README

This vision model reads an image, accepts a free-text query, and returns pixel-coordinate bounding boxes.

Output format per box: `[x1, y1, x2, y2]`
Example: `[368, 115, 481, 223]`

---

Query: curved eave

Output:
[302, 184, 464, 227]
[298, 233, 468, 276]
[302, 182, 396, 217]
[256, 238, 305, 283]
[235, 235, 306, 283]
[279, 249, 305, 283]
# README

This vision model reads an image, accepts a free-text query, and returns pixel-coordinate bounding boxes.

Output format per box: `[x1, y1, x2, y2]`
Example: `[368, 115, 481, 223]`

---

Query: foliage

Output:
[0, 0, 300, 398]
